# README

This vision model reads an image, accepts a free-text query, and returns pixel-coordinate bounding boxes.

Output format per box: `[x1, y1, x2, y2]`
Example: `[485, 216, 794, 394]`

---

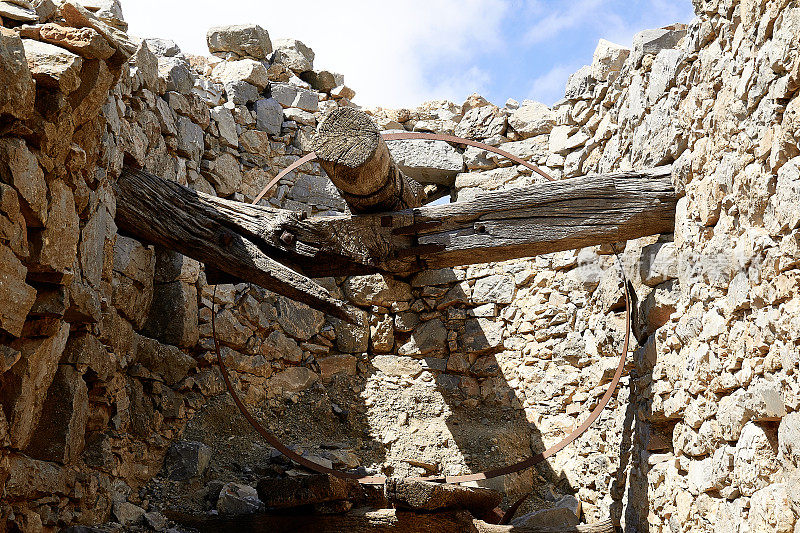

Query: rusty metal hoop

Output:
[214, 132, 632, 486]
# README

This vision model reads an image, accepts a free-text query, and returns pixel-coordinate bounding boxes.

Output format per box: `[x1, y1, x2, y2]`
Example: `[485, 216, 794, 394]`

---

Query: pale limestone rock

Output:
[74, 0, 125, 30]
[639, 242, 678, 287]
[176, 115, 204, 161]
[142, 37, 181, 58]
[134, 334, 196, 386]
[472, 274, 515, 304]
[632, 27, 687, 65]
[591, 39, 630, 82]
[203, 152, 242, 197]
[564, 65, 593, 100]
[207, 24, 272, 59]
[210, 105, 238, 147]
[272, 38, 314, 74]
[158, 56, 194, 94]
[455, 105, 506, 140]
[343, 274, 412, 307]
[370, 314, 394, 353]
[767, 156, 800, 234]
[749, 483, 795, 533]
[459, 318, 503, 353]
[387, 137, 463, 185]
[270, 82, 318, 112]
[507, 100, 555, 139]
[333, 312, 369, 353]
[277, 296, 324, 341]
[212, 59, 268, 90]
[0, 0, 37, 21]
[734, 422, 780, 496]
[647, 49, 683, 105]
[33, 179, 79, 273]
[411, 268, 465, 287]
[22, 38, 83, 93]
[0, 28, 35, 119]
[112, 235, 155, 329]
[779, 411, 800, 469]
[113, 502, 145, 526]
[329, 84, 355, 100]
[0, 136, 47, 227]
[371, 354, 423, 377]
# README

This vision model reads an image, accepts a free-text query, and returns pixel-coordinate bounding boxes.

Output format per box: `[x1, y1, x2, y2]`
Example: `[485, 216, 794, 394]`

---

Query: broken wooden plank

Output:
[115, 165, 676, 284]
[113, 167, 358, 322]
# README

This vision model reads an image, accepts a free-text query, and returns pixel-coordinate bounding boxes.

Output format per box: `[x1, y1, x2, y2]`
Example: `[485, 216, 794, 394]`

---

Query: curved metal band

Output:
[216, 131, 630, 487]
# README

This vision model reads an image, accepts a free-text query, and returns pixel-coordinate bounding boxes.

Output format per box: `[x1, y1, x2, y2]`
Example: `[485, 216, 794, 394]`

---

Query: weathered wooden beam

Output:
[314, 107, 427, 213]
[114, 165, 676, 285]
[113, 167, 359, 322]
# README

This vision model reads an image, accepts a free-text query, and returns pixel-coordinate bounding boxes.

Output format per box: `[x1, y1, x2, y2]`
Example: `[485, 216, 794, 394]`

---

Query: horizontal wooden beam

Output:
[114, 165, 675, 315]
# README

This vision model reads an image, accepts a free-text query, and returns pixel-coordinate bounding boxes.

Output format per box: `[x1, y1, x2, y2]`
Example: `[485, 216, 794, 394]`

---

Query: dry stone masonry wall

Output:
[0, 0, 798, 531]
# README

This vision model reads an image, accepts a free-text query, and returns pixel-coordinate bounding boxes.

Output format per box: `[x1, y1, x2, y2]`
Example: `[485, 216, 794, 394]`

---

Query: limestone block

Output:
[564, 65, 594, 99]
[455, 105, 507, 140]
[317, 354, 357, 382]
[0, 28, 35, 119]
[22, 38, 83, 93]
[163, 440, 211, 480]
[749, 483, 795, 533]
[779, 411, 800, 469]
[472, 274, 515, 304]
[272, 38, 314, 74]
[38, 23, 114, 59]
[217, 482, 262, 515]
[32, 179, 79, 274]
[212, 59, 268, 90]
[202, 151, 242, 197]
[277, 295, 324, 341]
[343, 274, 412, 307]
[591, 39, 630, 81]
[387, 137, 464, 185]
[458, 318, 503, 354]
[507, 100, 555, 139]
[0, 137, 48, 226]
[142, 280, 199, 348]
[639, 242, 678, 287]
[176, 115, 204, 161]
[398, 318, 447, 356]
[254, 97, 283, 136]
[158, 56, 194, 94]
[207, 24, 272, 60]
[734, 422, 780, 496]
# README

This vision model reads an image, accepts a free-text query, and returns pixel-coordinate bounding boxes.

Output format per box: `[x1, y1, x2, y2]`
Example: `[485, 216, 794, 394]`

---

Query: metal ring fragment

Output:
[216, 132, 631, 486]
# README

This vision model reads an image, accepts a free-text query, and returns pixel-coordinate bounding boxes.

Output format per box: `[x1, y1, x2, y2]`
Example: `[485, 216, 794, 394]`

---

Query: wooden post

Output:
[314, 107, 426, 213]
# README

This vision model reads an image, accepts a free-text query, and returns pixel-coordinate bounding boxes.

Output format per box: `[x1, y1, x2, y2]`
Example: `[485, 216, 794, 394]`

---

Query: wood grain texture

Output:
[114, 167, 358, 322]
[114, 166, 675, 315]
[314, 108, 426, 213]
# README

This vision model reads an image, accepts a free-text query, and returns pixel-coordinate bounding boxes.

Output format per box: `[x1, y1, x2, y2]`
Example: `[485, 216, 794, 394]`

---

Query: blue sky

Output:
[124, 0, 696, 108]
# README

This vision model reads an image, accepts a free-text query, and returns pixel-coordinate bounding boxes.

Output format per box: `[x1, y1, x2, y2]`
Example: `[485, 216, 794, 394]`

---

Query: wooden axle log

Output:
[313, 107, 427, 213]
[114, 166, 675, 315]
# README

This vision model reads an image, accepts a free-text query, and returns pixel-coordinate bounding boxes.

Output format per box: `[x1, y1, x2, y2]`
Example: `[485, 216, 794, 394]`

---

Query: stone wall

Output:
[0, 0, 798, 531]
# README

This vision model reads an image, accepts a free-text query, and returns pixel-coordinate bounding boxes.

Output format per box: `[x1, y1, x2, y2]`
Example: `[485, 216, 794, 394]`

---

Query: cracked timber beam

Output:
[114, 164, 676, 317]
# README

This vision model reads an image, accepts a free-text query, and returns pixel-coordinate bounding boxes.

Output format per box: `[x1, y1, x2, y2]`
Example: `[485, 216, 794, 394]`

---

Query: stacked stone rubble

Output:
[0, 0, 799, 531]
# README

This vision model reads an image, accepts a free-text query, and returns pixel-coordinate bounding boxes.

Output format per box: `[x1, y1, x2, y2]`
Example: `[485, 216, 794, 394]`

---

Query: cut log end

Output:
[314, 107, 381, 168]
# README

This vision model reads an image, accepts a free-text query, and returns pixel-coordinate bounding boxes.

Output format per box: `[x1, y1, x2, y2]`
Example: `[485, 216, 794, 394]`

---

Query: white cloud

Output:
[122, 0, 509, 108]
[523, 0, 604, 45]
[528, 62, 583, 105]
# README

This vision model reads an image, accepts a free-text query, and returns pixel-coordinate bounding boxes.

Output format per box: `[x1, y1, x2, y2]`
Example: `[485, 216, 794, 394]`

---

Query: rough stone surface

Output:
[0, 28, 35, 119]
[207, 24, 272, 59]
